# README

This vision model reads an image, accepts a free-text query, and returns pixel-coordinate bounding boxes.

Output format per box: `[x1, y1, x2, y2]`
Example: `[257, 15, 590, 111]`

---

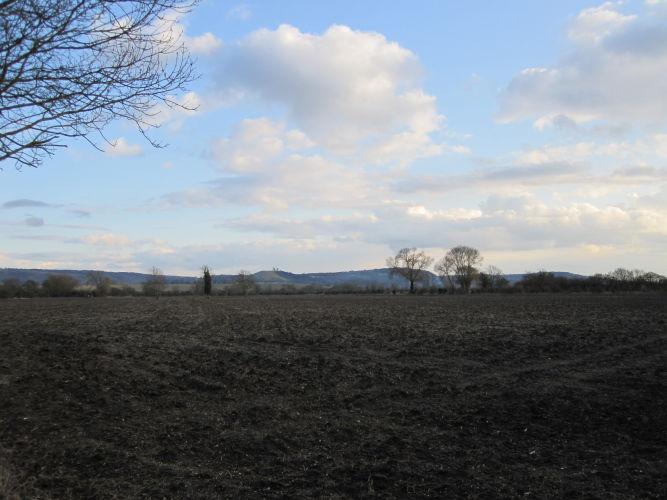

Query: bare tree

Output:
[191, 277, 204, 295]
[42, 274, 79, 296]
[640, 271, 666, 284]
[434, 255, 455, 291]
[608, 268, 633, 282]
[0, 278, 20, 298]
[22, 279, 40, 298]
[0, 0, 199, 169]
[86, 270, 113, 296]
[387, 247, 433, 293]
[143, 266, 166, 298]
[435, 246, 483, 293]
[607, 268, 647, 283]
[232, 270, 256, 295]
[478, 265, 507, 291]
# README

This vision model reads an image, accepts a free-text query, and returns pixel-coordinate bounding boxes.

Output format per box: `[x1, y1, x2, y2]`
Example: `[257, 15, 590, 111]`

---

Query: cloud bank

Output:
[499, 2, 667, 130]
[214, 24, 455, 164]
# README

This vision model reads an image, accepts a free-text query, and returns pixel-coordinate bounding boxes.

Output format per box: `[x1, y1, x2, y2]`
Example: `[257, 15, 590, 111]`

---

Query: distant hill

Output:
[248, 268, 429, 287]
[0, 267, 587, 289]
[0, 268, 194, 286]
[501, 272, 586, 285]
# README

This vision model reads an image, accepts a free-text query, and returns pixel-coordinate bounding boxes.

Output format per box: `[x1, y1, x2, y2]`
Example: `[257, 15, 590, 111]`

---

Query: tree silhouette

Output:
[202, 265, 212, 296]
[143, 266, 166, 298]
[435, 246, 483, 293]
[387, 247, 433, 293]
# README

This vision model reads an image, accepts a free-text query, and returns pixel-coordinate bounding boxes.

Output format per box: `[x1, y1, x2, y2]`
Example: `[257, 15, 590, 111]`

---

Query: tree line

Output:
[386, 246, 666, 293]
[1, 249, 665, 299]
[0, 267, 259, 298]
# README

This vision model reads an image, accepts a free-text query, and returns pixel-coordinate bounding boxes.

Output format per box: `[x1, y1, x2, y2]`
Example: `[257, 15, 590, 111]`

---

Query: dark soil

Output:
[1, 293, 665, 498]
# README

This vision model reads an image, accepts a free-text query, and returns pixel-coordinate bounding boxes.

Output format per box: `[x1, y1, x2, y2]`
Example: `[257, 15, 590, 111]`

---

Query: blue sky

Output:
[1, 0, 666, 275]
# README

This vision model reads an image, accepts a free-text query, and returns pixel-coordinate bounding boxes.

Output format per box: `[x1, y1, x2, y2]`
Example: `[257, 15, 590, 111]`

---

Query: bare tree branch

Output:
[0, 0, 199, 169]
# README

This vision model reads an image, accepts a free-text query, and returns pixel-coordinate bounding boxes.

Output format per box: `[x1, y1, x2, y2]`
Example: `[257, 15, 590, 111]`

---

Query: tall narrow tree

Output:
[202, 266, 212, 296]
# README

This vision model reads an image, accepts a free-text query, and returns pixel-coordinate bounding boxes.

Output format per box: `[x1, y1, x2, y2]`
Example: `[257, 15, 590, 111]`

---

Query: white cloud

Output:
[187, 32, 223, 55]
[406, 206, 481, 220]
[162, 117, 373, 210]
[176, 114, 666, 212]
[152, 8, 222, 55]
[636, 185, 667, 208]
[105, 137, 143, 157]
[515, 135, 667, 166]
[215, 24, 449, 164]
[516, 143, 597, 165]
[204, 195, 667, 267]
[227, 4, 252, 20]
[222, 212, 381, 240]
[129, 12, 221, 129]
[82, 233, 132, 247]
[394, 162, 591, 196]
[499, 3, 667, 130]
[364, 131, 467, 167]
[569, 2, 637, 44]
[146, 91, 203, 129]
[166, 151, 374, 211]
[210, 118, 299, 173]
[654, 133, 667, 157]
[136, 238, 394, 275]
[284, 129, 317, 150]
[7, 192, 666, 275]
[163, 25, 464, 215]
[3, 235, 178, 273]
[472, 197, 667, 251]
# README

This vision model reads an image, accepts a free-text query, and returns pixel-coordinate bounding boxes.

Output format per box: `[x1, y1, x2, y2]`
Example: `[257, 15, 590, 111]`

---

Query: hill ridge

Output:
[0, 267, 587, 287]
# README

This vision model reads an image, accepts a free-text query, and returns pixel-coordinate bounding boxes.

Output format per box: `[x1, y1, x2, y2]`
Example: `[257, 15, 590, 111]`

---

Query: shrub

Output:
[42, 274, 79, 297]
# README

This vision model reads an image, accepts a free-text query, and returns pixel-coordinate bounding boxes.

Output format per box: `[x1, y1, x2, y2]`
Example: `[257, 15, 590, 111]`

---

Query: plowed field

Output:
[1, 294, 665, 498]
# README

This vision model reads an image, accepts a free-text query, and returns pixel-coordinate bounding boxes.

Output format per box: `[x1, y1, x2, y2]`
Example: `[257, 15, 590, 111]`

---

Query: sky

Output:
[1, 0, 666, 276]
